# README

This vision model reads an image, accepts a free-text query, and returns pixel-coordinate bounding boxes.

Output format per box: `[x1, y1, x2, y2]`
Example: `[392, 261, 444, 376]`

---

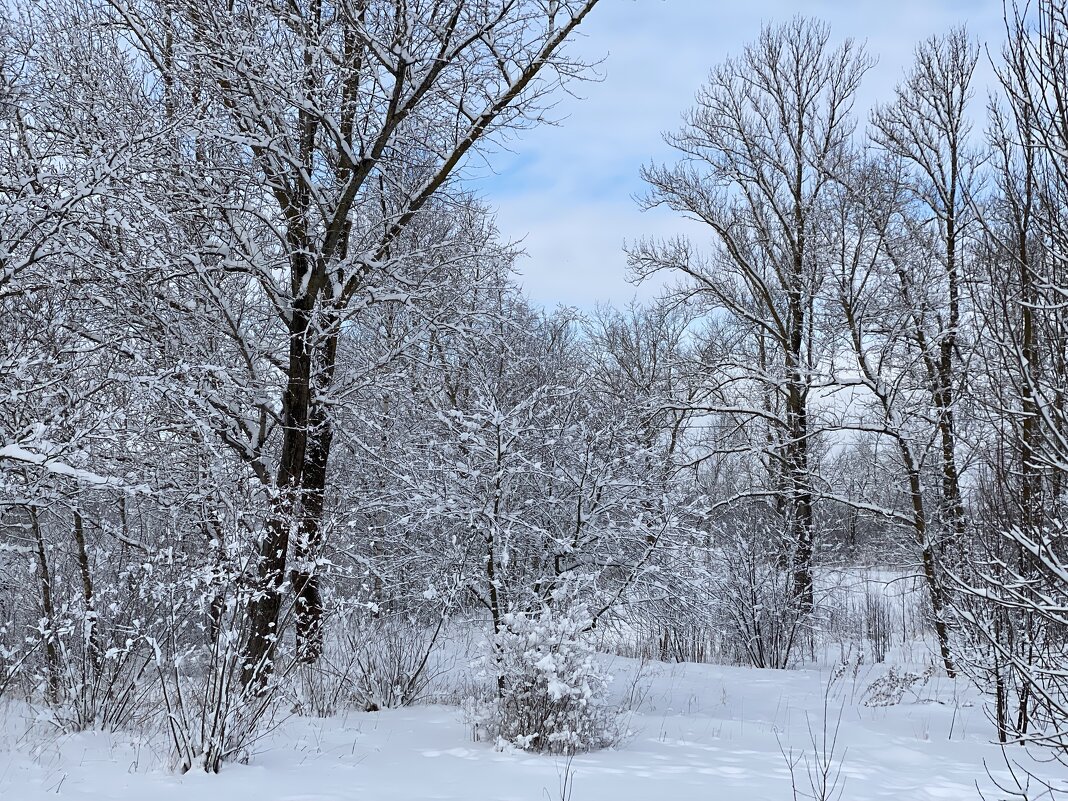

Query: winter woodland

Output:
[4, 1, 1068, 799]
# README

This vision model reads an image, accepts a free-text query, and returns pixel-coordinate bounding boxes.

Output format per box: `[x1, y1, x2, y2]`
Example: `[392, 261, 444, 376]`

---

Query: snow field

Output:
[2, 653, 1064, 801]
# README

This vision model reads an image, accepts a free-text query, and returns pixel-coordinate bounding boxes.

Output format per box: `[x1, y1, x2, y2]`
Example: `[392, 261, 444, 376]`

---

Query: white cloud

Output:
[476, 0, 1005, 310]
[494, 195, 708, 310]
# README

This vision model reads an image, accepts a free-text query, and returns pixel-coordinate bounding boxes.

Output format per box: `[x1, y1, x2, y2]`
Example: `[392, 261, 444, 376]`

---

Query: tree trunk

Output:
[241, 291, 315, 692]
[72, 505, 101, 667]
[903, 450, 957, 677]
[30, 506, 61, 704]
[293, 325, 339, 663]
[292, 407, 332, 663]
[787, 289, 814, 612]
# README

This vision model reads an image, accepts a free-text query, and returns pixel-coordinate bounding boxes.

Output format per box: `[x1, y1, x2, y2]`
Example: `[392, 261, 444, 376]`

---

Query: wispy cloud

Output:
[475, 0, 1004, 310]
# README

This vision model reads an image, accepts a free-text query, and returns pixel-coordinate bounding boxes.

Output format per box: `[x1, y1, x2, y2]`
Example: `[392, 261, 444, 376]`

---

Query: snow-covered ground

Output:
[2, 655, 1064, 801]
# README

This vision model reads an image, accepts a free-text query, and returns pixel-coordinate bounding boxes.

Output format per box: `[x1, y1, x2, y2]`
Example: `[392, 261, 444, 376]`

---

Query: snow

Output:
[2, 656, 1064, 801]
[0, 444, 121, 488]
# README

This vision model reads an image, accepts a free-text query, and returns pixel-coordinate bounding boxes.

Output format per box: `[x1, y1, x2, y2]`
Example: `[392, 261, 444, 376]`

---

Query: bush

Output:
[862, 664, 934, 707]
[709, 527, 806, 669]
[473, 598, 618, 754]
[149, 590, 283, 774]
[293, 611, 450, 716]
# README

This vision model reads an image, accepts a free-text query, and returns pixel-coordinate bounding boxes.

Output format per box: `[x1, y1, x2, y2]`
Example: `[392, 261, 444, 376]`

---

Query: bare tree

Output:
[814, 29, 980, 679]
[823, 156, 956, 677]
[630, 16, 873, 610]
[955, 0, 1068, 758]
[868, 26, 980, 570]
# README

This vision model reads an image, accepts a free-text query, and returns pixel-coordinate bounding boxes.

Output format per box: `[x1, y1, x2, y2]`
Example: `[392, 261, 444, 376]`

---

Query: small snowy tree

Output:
[475, 584, 618, 755]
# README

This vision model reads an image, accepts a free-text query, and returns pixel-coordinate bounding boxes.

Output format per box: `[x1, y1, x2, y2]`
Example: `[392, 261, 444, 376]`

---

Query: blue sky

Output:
[472, 0, 1004, 310]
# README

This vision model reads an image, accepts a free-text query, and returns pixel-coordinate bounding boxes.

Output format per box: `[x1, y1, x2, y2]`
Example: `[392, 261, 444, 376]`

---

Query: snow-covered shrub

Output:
[150, 592, 285, 774]
[862, 664, 934, 707]
[51, 617, 153, 733]
[709, 527, 806, 669]
[474, 599, 618, 754]
[861, 585, 894, 664]
[144, 544, 292, 773]
[295, 611, 449, 716]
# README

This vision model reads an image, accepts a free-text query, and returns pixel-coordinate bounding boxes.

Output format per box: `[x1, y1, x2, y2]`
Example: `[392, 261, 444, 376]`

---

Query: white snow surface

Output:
[1, 657, 1064, 801]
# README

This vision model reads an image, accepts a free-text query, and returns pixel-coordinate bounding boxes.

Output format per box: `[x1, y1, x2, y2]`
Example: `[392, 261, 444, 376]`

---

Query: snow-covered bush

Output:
[51, 619, 153, 733]
[709, 526, 806, 669]
[862, 664, 934, 707]
[472, 598, 618, 755]
[295, 611, 449, 716]
[150, 591, 284, 774]
[141, 543, 292, 774]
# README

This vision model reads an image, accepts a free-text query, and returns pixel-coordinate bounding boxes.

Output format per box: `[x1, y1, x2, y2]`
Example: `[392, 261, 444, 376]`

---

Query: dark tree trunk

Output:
[72, 505, 101, 667]
[292, 413, 332, 661]
[241, 290, 315, 692]
[292, 326, 339, 663]
[787, 285, 814, 612]
[30, 506, 61, 704]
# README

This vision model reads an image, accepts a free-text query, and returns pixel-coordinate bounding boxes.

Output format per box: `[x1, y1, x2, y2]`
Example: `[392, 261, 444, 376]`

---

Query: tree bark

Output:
[241, 290, 314, 692]
[292, 327, 339, 663]
[72, 504, 101, 667]
[29, 506, 61, 704]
